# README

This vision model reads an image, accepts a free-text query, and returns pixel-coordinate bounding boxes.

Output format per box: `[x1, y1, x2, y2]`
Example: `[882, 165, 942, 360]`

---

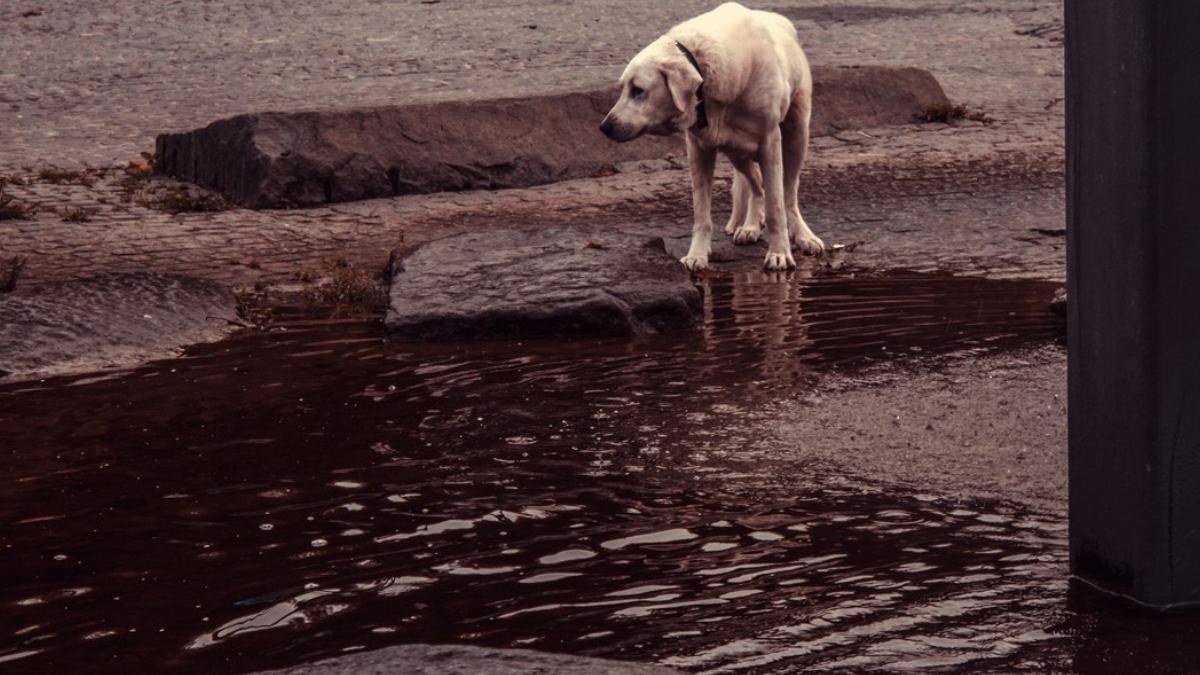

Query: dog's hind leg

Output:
[724, 165, 750, 236]
[746, 163, 765, 236]
[680, 132, 718, 271]
[783, 92, 825, 255]
[727, 156, 765, 245]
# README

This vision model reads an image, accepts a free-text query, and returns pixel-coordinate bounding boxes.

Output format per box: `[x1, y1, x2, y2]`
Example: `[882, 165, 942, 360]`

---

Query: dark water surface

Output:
[1, 270, 1185, 673]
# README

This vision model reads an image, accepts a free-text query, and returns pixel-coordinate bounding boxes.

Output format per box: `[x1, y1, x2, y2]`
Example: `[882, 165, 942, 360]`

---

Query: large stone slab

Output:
[157, 66, 949, 208]
[0, 273, 238, 379]
[252, 644, 679, 674]
[385, 227, 702, 341]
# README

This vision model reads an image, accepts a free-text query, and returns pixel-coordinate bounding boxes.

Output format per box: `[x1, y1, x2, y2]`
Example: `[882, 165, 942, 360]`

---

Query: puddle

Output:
[4, 270, 1162, 674]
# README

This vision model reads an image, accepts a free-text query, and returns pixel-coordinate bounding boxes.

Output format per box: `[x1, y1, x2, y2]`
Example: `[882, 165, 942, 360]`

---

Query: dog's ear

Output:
[660, 57, 702, 115]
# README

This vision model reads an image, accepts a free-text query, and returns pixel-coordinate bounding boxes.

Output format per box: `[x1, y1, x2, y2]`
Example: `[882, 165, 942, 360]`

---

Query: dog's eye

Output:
[629, 85, 644, 99]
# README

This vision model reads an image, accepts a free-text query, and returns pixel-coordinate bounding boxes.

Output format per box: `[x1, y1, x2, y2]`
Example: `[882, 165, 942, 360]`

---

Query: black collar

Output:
[674, 40, 708, 130]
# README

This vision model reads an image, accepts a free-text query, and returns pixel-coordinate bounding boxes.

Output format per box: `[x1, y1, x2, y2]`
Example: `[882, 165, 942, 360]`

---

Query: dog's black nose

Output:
[600, 119, 614, 138]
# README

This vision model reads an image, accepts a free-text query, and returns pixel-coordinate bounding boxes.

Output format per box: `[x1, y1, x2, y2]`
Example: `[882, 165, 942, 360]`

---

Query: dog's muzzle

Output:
[599, 116, 636, 143]
[599, 116, 618, 140]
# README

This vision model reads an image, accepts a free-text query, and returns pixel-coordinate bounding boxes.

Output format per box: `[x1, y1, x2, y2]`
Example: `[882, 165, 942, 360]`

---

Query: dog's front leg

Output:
[759, 127, 797, 271]
[680, 133, 717, 271]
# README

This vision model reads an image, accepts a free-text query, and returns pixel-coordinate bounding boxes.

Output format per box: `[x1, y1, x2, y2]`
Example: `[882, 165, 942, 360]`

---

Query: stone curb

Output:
[156, 66, 949, 209]
[385, 228, 702, 340]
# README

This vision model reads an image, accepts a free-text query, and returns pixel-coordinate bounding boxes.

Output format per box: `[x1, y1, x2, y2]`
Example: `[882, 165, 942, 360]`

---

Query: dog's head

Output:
[600, 37, 703, 143]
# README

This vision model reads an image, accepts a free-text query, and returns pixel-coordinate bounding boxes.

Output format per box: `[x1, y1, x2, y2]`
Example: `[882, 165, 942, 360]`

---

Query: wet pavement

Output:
[3, 268, 1146, 674]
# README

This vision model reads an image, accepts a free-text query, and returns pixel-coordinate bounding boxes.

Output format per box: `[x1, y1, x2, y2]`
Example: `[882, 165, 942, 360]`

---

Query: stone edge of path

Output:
[156, 65, 949, 209]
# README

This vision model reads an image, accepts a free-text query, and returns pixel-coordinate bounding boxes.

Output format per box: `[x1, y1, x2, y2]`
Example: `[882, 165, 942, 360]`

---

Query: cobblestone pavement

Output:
[0, 0, 1065, 289]
[0, 142, 1063, 290]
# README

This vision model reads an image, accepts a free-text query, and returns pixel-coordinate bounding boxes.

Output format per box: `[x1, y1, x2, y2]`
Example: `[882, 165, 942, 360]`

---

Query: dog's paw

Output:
[792, 232, 826, 256]
[680, 253, 710, 272]
[732, 225, 762, 245]
[723, 219, 739, 236]
[763, 249, 797, 271]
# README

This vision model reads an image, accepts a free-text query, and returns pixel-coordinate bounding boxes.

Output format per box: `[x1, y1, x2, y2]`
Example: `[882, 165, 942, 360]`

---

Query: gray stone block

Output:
[156, 66, 949, 208]
[385, 226, 702, 341]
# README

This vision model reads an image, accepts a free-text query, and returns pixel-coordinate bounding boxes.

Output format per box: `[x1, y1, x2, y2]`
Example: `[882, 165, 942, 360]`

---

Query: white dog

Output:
[600, 2, 826, 271]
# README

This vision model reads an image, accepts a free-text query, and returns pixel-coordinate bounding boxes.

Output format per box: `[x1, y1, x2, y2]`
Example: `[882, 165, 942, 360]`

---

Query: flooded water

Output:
[2, 270, 1185, 673]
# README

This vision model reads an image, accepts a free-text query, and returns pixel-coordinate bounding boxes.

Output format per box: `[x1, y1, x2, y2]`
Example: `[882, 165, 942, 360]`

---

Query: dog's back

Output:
[670, 2, 810, 101]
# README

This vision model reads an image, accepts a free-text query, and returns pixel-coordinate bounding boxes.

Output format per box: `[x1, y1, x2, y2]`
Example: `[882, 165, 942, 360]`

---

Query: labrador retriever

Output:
[600, 2, 825, 271]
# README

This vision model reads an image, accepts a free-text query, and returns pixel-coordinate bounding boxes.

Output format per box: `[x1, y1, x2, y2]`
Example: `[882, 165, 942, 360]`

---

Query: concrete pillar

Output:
[1067, 0, 1200, 606]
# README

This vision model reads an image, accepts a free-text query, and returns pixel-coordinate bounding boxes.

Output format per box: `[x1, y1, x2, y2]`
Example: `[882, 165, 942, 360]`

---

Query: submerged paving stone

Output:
[386, 226, 702, 340]
[0, 273, 238, 379]
[252, 644, 679, 674]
